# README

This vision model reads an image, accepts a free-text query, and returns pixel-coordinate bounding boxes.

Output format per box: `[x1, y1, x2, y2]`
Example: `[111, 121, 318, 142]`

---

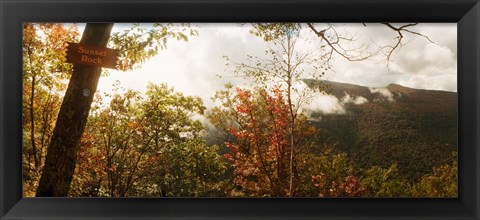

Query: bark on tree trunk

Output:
[36, 23, 114, 197]
[30, 75, 39, 168]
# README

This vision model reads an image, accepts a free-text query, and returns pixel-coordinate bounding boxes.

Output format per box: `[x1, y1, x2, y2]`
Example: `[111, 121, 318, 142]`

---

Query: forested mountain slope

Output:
[304, 80, 457, 181]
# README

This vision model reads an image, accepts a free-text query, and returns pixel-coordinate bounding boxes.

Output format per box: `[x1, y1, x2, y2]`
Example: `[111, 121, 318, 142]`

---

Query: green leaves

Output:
[110, 23, 198, 71]
[250, 23, 301, 42]
[22, 23, 80, 197]
[361, 164, 412, 197]
[71, 82, 225, 197]
[412, 152, 457, 197]
[157, 141, 226, 197]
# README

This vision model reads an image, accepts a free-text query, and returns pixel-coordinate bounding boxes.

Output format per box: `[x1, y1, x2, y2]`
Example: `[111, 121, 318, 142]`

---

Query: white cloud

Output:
[397, 73, 458, 92]
[91, 23, 456, 112]
[300, 90, 369, 120]
[97, 24, 265, 109]
[325, 23, 457, 92]
[391, 41, 456, 76]
[369, 87, 395, 102]
[303, 94, 346, 115]
[341, 92, 368, 105]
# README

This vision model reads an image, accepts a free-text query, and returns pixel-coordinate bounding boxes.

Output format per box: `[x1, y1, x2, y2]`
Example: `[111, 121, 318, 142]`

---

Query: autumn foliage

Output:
[220, 87, 291, 196]
[312, 174, 366, 197]
[210, 85, 367, 197]
[22, 23, 80, 196]
[22, 23, 458, 198]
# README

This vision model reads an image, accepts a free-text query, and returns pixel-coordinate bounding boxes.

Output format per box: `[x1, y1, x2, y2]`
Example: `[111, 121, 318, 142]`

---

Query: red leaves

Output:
[77, 133, 107, 176]
[234, 88, 252, 114]
[312, 174, 366, 197]
[340, 176, 366, 196]
[223, 86, 292, 196]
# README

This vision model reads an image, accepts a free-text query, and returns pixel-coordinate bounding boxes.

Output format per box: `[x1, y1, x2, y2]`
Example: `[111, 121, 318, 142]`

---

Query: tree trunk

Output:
[30, 75, 39, 168]
[286, 35, 296, 197]
[288, 93, 295, 197]
[36, 23, 114, 197]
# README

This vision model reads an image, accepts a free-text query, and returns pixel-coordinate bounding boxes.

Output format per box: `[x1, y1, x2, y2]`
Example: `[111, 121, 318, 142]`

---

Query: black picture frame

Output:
[1, 0, 479, 219]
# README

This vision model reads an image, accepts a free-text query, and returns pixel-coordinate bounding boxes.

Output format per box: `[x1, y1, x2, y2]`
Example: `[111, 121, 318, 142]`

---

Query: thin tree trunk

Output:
[30, 75, 39, 168]
[39, 91, 53, 166]
[36, 23, 114, 197]
[286, 35, 296, 197]
[288, 87, 295, 197]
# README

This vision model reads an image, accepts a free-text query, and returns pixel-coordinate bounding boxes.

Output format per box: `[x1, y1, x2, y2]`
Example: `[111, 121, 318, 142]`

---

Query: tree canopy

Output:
[23, 23, 457, 198]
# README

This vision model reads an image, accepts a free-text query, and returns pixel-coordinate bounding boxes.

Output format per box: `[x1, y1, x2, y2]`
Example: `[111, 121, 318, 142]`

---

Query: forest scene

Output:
[23, 23, 457, 197]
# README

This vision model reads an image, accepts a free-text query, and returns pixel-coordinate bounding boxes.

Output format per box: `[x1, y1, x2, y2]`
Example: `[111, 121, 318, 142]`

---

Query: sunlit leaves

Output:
[110, 23, 198, 71]
[23, 23, 79, 84]
[209, 85, 321, 197]
[22, 23, 80, 197]
[23, 23, 456, 198]
[224, 23, 333, 196]
[71, 82, 224, 197]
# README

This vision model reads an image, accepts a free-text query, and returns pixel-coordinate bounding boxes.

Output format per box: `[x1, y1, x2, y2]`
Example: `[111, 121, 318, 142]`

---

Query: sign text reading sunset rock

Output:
[66, 42, 118, 69]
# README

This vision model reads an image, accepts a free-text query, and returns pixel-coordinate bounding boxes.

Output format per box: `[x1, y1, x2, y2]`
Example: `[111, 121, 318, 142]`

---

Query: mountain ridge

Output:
[303, 79, 457, 181]
[205, 79, 457, 182]
[303, 79, 456, 94]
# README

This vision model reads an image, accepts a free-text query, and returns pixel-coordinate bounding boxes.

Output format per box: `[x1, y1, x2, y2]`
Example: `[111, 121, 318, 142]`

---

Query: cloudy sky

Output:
[90, 23, 456, 109]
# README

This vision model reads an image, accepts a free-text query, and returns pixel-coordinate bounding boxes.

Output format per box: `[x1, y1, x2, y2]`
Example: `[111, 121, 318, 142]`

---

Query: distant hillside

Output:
[303, 79, 457, 181]
[205, 80, 457, 182]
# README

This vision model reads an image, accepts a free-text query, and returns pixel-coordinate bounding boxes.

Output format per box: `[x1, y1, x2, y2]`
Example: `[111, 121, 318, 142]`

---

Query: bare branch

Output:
[306, 23, 371, 62]
[379, 23, 436, 63]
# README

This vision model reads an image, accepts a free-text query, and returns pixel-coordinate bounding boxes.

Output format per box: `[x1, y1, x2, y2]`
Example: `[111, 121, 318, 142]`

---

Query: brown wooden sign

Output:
[66, 42, 119, 69]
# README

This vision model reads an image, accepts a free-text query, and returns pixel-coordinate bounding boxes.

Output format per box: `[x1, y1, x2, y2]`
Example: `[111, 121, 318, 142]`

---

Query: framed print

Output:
[1, 0, 479, 219]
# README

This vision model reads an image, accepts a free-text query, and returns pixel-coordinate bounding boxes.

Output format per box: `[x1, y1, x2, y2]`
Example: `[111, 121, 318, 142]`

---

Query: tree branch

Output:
[306, 23, 371, 62]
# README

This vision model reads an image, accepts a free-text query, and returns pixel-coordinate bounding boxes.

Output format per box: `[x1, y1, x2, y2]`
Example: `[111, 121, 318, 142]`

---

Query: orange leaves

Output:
[76, 132, 107, 177]
[211, 85, 323, 197]
[234, 88, 253, 114]
[221, 86, 293, 196]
